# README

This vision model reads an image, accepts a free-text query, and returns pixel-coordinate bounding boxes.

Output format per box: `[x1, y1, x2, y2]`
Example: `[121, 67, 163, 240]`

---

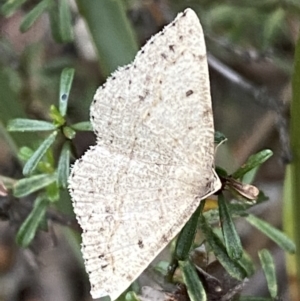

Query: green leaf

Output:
[289, 28, 300, 292]
[218, 194, 243, 260]
[71, 121, 93, 131]
[58, 0, 73, 42]
[258, 249, 278, 298]
[262, 8, 285, 50]
[62, 126, 76, 139]
[18, 146, 34, 161]
[215, 166, 228, 178]
[246, 214, 296, 253]
[154, 260, 169, 276]
[59, 67, 74, 116]
[175, 205, 201, 260]
[179, 260, 206, 301]
[16, 195, 48, 247]
[48, 0, 62, 42]
[49, 105, 65, 126]
[7, 118, 56, 132]
[232, 149, 273, 179]
[124, 291, 140, 301]
[20, 0, 51, 32]
[14, 173, 57, 197]
[57, 142, 70, 189]
[237, 251, 256, 278]
[1, 0, 28, 16]
[199, 214, 247, 280]
[46, 181, 59, 202]
[23, 131, 58, 176]
[76, 0, 138, 76]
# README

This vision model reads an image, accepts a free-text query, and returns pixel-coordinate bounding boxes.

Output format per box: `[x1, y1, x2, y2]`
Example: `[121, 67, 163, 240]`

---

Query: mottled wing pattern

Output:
[69, 8, 221, 301]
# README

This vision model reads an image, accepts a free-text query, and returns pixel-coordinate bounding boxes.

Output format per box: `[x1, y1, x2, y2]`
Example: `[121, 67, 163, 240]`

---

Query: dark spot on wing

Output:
[161, 53, 167, 59]
[101, 264, 108, 269]
[186, 90, 193, 97]
[105, 206, 112, 213]
[169, 45, 175, 52]
[138, 240, 144, 248]
[162, 235, 168, 242]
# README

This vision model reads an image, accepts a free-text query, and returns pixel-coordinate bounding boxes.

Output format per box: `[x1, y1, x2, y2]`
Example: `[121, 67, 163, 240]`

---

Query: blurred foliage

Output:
[0, 0, 299, 300]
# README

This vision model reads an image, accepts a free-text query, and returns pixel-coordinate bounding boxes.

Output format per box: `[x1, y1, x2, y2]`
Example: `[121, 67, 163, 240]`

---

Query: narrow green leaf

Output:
[1, 0, 28, 16]
[46, 181, 59, 202]
[59, 0, 73, 42]
[290, 28, 300, 291]
[18, 146, 34, 161]
[179, 260, 206, 301]
[49, 105, 65, 126]
[199, 214, 247, 280]
[7, 118, 56, 132]
[48, 0, 62, 42]
[23, 131, 58, 176]
[125, 291, 140, 301]
[215, 166, 228, 177]
[57, 142, 70, 189]
[71, 121, 93, 131]
[238, 251, 256, 277]
[76, 0, 138, 76]
[232, 149, 273, 179]
[59, 68, 74, 116]
[246, 214, 296, 253]
[63, 126, 76, 139]
[20, 0, 51, 32]
[14, 173, 57, 197]
[218, 194, 243, 260]
[16, 195, 48, 247]
[154, 260, 169, 276]
[175, 205, 201, 260]
[262, 8, 285, 50]
[258, 249, 278, 298]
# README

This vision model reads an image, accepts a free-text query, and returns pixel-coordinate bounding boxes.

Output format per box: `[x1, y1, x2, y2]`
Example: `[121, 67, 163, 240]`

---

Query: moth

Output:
[69, 8, 221, 300]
